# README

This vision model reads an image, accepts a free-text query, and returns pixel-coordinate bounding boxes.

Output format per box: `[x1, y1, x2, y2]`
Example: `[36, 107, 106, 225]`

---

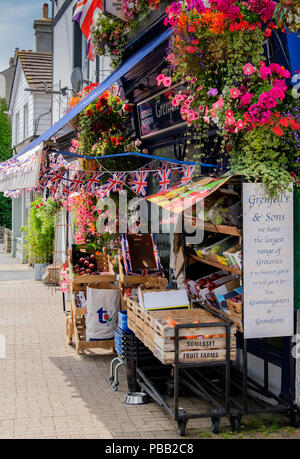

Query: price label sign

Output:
[243, 183, 294, 339]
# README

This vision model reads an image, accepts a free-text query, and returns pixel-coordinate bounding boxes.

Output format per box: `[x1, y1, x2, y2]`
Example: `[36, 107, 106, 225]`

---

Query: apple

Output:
[89, 263, 95, 270]
[90, 254, 95, 261]
[84, 260, 90, 267]
[86, 269, 92, 274]
[79, 257, 85, 264]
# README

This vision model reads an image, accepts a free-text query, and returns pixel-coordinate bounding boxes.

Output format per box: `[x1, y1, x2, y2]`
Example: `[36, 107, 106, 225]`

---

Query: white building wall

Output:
[34, 94, 52, 136]
[52, 0, 111, 124]
[9, 63, 34, 147]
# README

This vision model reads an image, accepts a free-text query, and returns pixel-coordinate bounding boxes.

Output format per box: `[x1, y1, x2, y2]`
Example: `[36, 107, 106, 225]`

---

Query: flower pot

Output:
[34, 263, 48, 281]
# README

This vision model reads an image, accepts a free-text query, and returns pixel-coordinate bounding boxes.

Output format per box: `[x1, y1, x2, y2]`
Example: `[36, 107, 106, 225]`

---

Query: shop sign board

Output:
[137, 84, 188, 139]
[243, 183, 294, 339]
[102, 0, 123, 20]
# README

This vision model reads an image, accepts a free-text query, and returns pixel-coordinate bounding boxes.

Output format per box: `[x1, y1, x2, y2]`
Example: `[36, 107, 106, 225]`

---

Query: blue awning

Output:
[15, 28, 172, 159]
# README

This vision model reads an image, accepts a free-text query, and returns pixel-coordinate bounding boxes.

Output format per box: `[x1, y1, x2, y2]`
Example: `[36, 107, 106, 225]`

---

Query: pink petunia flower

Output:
[156, 74, 166, 86]
[230, 87, 241, 99]
[243, 63, 257, 75]
[236, 119, 245, 130]
[163, 77, 172, 87]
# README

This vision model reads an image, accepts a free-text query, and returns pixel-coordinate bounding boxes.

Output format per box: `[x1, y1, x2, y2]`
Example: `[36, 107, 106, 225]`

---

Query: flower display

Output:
[160, 0, 299, 195]
[91, 0, 162, 67]
[76, 84, 131, 161]
[273, 0, 300, 37]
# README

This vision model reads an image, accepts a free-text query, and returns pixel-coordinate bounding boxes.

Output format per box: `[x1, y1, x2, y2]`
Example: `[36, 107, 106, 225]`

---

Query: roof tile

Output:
[17, 51, 52, 90]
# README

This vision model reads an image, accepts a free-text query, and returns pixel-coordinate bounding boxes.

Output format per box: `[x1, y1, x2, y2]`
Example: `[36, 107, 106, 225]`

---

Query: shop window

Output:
[73, 8, 89, 81]
[73, 19, 82, 69]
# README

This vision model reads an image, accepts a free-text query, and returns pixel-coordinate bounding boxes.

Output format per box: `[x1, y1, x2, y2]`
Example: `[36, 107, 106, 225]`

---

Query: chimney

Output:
[43, 3, 49, 19]
[33, 3, 52, 53]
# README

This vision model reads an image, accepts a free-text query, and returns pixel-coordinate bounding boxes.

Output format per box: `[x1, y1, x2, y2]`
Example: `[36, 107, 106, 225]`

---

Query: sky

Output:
[0, 0, 50, 72]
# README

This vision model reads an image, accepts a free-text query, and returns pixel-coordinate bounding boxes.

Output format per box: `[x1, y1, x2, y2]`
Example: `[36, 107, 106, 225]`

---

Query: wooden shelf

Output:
[189, 254, 242, 276]
[184, 217, 242, 237]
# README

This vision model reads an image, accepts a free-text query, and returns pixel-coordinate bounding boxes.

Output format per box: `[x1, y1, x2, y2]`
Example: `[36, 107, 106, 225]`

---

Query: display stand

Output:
[126, 177, 299, 435]
[66, 248, 116, 354]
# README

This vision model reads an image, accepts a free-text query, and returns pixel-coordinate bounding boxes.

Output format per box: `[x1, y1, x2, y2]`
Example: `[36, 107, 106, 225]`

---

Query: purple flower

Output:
[207, 88, 218, 96]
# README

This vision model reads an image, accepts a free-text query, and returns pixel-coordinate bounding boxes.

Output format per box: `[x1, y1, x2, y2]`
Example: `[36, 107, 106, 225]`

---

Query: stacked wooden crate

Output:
[126, 295, 236, 365]
[66, 248, 116, 354]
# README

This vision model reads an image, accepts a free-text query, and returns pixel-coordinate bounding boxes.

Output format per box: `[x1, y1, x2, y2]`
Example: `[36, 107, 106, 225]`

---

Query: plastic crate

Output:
[118, 311, 130, 332]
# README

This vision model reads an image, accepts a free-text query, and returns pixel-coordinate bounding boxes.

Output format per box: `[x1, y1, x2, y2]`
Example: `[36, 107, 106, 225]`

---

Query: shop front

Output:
[0, 0, 299, 437]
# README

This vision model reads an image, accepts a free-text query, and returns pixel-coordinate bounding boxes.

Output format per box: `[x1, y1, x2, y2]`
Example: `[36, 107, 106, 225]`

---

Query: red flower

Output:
[123, 104, 132, 113]
[279, 118, 289, 127]
[186, 46, 195, 54]
[110, 137, 119, 146]
[264, 27, 272, 38]
[272, 126, 284, 136]
[86, 109, 94, 117]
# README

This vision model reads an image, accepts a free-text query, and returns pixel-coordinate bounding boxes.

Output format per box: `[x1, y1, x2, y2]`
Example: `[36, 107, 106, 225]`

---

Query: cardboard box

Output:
[211, 279, 241, 308]
[223, 247, 242, 270]
[217, 286, 242, 313]
[138, 288, 190, 311]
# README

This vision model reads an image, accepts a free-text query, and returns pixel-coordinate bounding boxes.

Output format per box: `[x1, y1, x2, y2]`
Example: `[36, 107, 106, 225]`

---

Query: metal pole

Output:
[243, 338, 248, 413]
[264, 338, 269, 391]
[174, 325, 179, 420]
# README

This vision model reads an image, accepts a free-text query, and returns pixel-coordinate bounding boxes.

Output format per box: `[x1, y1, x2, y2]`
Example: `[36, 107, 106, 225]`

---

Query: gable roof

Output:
[17, 51, 52, 90]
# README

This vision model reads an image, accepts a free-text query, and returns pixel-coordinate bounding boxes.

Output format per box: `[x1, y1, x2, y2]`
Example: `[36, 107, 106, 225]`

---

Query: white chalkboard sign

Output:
[243, 183, 294, 339]
[102, 0, 124, 20]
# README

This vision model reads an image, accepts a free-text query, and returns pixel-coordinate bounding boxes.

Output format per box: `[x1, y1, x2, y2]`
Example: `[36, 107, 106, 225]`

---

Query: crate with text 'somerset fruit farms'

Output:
[126, 296, 236, 365]
[68, 247, 115, 285]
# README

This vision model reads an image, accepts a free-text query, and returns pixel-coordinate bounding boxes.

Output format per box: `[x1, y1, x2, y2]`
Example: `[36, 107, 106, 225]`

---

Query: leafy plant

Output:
[21, 198, 60, 264]
[0, 98, 12, 228]
[91, 0, 162, 67]
[158, 0, 300, 195]
[274, 0, 300, 37]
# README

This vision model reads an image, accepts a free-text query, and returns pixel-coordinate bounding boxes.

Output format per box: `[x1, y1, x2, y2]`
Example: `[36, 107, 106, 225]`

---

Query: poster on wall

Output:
[243, 183, 294, 339]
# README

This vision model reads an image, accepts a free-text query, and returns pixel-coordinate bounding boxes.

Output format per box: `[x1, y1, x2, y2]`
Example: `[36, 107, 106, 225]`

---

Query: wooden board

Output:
[153, 347, 236, 365]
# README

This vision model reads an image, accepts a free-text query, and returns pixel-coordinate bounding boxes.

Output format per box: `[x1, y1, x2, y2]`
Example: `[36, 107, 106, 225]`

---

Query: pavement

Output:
[0, 245, 215, 439]
[0, 245, 299, 439]
[0, 247, 34, 282]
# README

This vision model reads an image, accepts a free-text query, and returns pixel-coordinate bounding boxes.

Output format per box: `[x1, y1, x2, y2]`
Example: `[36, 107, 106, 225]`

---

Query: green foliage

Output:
[21, 198, 60, 264]
[0, 98, 12, 228]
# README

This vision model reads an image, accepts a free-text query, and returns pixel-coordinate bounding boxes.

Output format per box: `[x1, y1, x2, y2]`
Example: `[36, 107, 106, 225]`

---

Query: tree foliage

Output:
[0, 98, 12, 229]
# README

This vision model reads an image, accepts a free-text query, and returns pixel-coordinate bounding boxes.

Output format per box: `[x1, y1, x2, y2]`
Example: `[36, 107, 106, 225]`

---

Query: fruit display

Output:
[72, 252, 99, 276]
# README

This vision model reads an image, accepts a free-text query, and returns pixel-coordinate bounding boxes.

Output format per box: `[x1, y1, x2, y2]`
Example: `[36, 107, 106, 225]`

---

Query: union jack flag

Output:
[101, 172, 126, 197]
[68, 171, 85, 193]
[83, 171, 104, 195]
[22, 152, 38, 172]
[154, 161, 168, 178]
[157, 168, 172, 192]
[46, 167, 66, 186]
[72, 0, 102, 61]
[49, 153, 67, 170]
[67, 160, 81, 171]
[129, 171, 149, 196]
[178, 166, 196, 186]
[2, 159, 16, 174]
[120, 234, 162, 277]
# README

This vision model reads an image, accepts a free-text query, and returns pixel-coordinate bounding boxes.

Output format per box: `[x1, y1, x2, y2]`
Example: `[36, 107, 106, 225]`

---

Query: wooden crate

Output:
[125, 296, 236, 365]
[118, 251, 167, 288]
[67, 284, 115, 354]
[69, 248, 116, 285]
